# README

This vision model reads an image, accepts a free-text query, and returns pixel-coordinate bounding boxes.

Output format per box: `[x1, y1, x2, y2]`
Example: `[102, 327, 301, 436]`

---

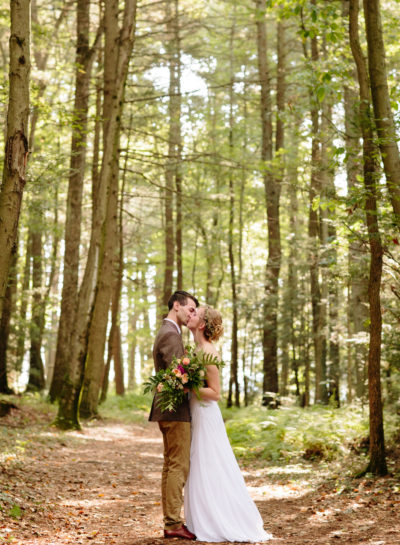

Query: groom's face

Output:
[176, 298, 197, 326]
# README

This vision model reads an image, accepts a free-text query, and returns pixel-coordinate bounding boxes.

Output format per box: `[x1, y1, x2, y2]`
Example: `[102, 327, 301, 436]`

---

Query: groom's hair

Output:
[168, 290, 199, 310]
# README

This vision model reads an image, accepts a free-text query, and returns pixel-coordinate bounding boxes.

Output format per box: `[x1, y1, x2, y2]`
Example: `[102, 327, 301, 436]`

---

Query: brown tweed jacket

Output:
[148, 320, 190, 422]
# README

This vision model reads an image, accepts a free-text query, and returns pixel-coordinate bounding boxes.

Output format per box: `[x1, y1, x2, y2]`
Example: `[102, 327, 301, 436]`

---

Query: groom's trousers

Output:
[158, 421, 191, 530]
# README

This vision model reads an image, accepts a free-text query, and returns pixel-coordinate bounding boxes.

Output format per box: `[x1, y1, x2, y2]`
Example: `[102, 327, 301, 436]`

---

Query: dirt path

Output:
[1, 408, 400, 545]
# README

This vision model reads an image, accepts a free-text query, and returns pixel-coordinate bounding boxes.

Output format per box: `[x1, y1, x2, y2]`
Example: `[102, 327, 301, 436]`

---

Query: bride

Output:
[185, 305, 271, 543]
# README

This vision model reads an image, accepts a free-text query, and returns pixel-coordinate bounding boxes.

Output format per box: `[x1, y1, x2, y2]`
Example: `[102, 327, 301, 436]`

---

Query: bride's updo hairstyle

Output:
[202, 306, 224, 342]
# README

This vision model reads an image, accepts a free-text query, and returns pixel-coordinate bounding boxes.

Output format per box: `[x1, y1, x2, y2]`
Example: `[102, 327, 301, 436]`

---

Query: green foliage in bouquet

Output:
[143, 345, 224, 412]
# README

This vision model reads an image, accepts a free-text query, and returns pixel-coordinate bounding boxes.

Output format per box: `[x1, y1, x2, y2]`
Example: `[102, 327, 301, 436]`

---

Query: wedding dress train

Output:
[184, 395, 271, 543]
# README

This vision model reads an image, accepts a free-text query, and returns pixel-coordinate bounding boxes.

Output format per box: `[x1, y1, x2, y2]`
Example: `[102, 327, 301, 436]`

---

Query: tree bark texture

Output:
[255, 0, 281, 402]
[227, 14, 239, 409]
[56, 0, 137, 428]
[343, 76, 369, 401]
[100, 172, 125, 404]
[305, 23, 327, 404]
[50, 0, 99, 402]
[79, 0, 136, 419]
[0, 252, 17, 394]
[349, 0, 387, 476]
[27, 230, 45, 391]
[162, 0, 182, 314]
[0, 0, 30, 321]
[363, 0, 400, 226]
[15, 232, 31, 374]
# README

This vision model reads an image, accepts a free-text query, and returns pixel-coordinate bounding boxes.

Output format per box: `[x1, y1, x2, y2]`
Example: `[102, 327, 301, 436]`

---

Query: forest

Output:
[1, 0, 400, 518]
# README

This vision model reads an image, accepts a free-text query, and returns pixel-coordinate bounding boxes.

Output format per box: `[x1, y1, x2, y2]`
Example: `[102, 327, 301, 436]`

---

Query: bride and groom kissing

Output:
[149, 290, 271, 543]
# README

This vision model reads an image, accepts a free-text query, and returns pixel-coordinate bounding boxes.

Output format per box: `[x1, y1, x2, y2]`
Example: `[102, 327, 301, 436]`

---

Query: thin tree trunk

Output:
[255, 0, 281, 405]
[79, 0, 136, 420]
[56, 0, 137, 428]
[343, 69, 369, 401]
[128, 311, 138, 390]
[0, 253, 17, 394]
[227, 13, 239, 409]
[162, 0, 180, 313]
[113, 324, 125, 396]
[27, 231, 45, 391]
[320, 93, 335, 405]
[305, 21, 327, 404]
[0, 0, 30, 321]
[363, 0, 400, 226]
[50, 0, 101, 402]
[349, 0, 387, 476]
[15, 232, 31, 373]
[173, 0, 183, 291]
[100, 159, 126, 404]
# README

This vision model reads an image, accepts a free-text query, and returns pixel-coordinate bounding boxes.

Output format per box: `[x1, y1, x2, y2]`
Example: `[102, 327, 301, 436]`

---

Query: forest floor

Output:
[1, 398, 400, 545]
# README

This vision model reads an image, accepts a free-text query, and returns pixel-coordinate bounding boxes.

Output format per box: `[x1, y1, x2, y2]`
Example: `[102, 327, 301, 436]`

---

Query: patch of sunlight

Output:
[60, 497, 131, 508]
[134, 436, 162, 444]
[263, 464, 313, 475]
[64, 425, 134, 441]
[248, 483, 309, 500]
[140, 451, 163, 458]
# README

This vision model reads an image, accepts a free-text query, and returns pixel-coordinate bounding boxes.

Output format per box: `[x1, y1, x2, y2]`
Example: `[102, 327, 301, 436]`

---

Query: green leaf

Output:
[316, 86, 326, 102]
[9, 504, 22, 519]
[312, 196, 320, 211]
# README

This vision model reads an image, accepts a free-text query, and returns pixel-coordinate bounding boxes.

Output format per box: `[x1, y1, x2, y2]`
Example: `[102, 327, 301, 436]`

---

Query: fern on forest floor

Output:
[220, 402, 399, 465]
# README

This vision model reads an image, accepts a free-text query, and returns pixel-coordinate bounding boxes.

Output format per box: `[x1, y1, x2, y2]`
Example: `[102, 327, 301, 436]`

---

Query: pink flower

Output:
[182, 357, 190, 366]
[157, 383, 164, 392]
[173, 369, 182, 378]
[177, 364, 185, 374]
[181, 373, 189, 384]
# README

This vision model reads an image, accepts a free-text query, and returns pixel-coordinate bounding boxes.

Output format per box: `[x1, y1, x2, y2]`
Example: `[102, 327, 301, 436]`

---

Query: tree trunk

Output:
[78, 0, 136, 420]
[56, 0, 137, 429]
[162, 0, 181, 314]
[113, 324, 125, 396]
[343, 64, 369, 401]
[0, 0, 30, 321]
[363, 0, 400, 227]
[173, 0, 183, 291]
[15, 232, 31, 374]
[227, 14, 239, 409]
[305, 22, 327, 404]
[255, 0, 281, 405]
[27, 230, 45, 391]
[349, 0, 387, 476]
[100, 173, 126, 404]
[0, 252, 17, 394]
[283, 136, 300, 399]
[50, 0, 100, 402]
[320, 94, 338, 405]
[128, 311, 138, 390]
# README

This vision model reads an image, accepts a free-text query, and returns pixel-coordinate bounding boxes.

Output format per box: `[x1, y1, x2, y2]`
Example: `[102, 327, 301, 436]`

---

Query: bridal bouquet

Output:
[144, 345, 224, 412]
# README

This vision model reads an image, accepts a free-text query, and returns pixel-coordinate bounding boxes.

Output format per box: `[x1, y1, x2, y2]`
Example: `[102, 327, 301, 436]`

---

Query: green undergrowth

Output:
[99, 391, 152, 424]
[2, 392, 399, 469]
[220, 402, 399, 464]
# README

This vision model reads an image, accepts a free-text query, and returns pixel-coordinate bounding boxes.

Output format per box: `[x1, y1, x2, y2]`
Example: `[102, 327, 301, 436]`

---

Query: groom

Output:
[149, 290, 199, 540]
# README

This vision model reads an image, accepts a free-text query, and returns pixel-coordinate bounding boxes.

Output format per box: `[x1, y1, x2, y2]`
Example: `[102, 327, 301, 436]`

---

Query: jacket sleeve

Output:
[159, 331, 184, 368]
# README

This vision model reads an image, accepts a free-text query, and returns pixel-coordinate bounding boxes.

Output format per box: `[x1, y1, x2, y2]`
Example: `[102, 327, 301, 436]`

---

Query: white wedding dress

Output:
[184, 395, 272, 543]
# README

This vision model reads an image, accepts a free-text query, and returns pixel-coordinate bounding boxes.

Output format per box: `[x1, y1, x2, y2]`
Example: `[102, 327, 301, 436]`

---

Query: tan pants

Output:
[158, 421, 191, 530]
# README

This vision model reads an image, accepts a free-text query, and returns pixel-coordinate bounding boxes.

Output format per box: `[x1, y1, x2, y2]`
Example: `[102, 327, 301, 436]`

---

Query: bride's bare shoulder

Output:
[203, 342, 221, 360]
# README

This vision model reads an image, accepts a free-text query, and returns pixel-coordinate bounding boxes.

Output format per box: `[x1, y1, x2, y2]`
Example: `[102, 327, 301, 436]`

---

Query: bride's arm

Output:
[198, 364, 220, 401]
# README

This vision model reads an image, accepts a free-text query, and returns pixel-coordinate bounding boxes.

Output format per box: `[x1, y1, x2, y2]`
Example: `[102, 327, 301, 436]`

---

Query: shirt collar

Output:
[164, 318, 181, 335]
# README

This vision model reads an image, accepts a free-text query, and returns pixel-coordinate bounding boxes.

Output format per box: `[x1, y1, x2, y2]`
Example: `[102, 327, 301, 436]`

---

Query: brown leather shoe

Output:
[164, 525, 196, 540]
